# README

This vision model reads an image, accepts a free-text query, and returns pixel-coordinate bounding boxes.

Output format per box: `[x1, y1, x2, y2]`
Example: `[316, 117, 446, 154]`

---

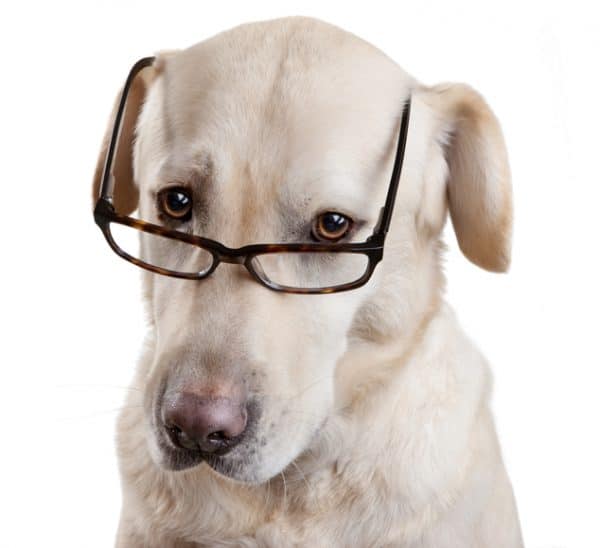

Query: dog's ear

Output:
[426, 83, 513, 272]
[92, 61, 158, 215]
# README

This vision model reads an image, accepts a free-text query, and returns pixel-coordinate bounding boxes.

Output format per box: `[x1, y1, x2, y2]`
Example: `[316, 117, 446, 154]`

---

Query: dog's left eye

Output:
[312, 212, 353, 242]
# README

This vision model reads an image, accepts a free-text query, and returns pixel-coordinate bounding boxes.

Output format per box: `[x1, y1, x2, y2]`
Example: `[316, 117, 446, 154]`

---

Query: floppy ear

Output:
[92, 62, 157, 215]
[428, 83, 513, 272]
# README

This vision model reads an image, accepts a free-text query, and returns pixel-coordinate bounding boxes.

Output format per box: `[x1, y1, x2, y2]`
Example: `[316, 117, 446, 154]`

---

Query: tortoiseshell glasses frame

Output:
[94, 57, 412, 294]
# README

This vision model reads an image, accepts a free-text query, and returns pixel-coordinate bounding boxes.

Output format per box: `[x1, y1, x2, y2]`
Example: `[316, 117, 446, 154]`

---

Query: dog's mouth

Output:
[157, 439, 243, 475]
[156, 433, 263, 483]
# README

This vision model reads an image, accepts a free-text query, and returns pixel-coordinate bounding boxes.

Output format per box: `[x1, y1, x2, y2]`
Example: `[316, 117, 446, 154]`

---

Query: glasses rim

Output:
[93, 56, 412, 295]
[96, 203, 382, 294]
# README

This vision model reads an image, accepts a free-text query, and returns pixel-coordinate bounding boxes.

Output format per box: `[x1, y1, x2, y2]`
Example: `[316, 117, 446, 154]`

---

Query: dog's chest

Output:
[182, 463, 431, 548]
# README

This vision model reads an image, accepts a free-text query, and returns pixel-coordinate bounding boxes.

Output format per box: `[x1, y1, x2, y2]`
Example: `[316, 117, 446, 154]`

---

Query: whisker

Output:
[288, 460, 312, 493]
[280, 470, 288, 511]
[57, 405, 144, 422]
[56, 383, 143, 392]
[264, 476, 272, 510]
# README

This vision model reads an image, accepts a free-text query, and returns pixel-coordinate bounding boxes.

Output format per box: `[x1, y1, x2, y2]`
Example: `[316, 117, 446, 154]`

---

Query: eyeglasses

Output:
[94, 57, 411, 294]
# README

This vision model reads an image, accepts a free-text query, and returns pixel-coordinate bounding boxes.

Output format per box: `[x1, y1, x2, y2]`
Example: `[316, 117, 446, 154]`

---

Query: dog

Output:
[93, 16, 523, 547]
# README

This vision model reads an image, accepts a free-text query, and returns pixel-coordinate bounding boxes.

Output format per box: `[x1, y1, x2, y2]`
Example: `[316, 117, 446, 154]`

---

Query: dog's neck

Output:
[337, 299, 441, 410]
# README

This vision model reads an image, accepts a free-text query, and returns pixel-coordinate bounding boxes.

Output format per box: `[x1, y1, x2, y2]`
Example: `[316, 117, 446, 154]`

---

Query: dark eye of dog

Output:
[312, 212, 353, 242]
[158, 188, 192, 221]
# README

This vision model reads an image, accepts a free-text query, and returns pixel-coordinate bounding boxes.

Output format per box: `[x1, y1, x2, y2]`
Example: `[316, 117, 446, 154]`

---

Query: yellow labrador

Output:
[93, 16, 523, 547]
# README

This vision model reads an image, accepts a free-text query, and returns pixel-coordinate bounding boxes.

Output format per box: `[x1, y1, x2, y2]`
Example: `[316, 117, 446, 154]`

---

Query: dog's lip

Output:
[157, 435, 250, 479]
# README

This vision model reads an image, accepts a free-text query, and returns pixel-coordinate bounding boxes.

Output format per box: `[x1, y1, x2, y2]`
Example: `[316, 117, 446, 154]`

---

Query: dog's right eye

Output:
[158, 188, 193, 221]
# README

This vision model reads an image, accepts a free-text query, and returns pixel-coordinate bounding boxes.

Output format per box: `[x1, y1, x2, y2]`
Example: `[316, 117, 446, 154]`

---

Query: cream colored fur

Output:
[94, 17, 522, 547]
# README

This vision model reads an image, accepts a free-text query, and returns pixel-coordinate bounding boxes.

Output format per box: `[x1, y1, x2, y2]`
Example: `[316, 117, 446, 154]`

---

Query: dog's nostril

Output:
[167, 424, 182, 435]
[207, 431, 226, 442]
[166, 423, 198, 451]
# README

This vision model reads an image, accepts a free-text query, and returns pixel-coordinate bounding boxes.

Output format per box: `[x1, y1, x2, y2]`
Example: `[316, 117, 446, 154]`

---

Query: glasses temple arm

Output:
[374, 97, 412, 238]
[97, 56, 156, 202]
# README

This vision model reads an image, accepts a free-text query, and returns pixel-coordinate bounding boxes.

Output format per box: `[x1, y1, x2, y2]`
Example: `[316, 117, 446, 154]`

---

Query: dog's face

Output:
[94, 18, 512, 483]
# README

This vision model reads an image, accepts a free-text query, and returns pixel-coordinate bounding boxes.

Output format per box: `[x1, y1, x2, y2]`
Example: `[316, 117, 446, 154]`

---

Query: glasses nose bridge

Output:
[216, 251, 247, 265]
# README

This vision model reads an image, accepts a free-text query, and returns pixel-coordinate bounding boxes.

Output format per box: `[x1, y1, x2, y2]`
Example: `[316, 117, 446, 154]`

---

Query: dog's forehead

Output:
[136, 19, 412, 224]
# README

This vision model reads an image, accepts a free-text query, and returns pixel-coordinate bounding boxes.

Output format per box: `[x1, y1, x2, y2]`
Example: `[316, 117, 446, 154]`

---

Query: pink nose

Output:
[163, 392, 248, 454]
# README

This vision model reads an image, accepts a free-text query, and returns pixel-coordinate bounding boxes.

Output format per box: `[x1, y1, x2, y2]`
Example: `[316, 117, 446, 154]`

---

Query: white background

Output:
[1, 1, 598, 546]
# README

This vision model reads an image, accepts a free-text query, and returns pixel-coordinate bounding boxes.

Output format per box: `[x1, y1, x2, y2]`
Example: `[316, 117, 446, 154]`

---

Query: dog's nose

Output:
[163, 392, 248, 454]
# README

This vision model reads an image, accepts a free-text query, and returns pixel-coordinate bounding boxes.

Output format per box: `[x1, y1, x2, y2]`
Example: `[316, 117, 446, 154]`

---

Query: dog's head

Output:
[93, 18, 512, 483]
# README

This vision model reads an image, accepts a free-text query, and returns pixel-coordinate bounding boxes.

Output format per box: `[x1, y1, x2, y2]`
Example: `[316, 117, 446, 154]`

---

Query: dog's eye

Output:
[158, 188, 192, 221]
[312, 212, 353, 242]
